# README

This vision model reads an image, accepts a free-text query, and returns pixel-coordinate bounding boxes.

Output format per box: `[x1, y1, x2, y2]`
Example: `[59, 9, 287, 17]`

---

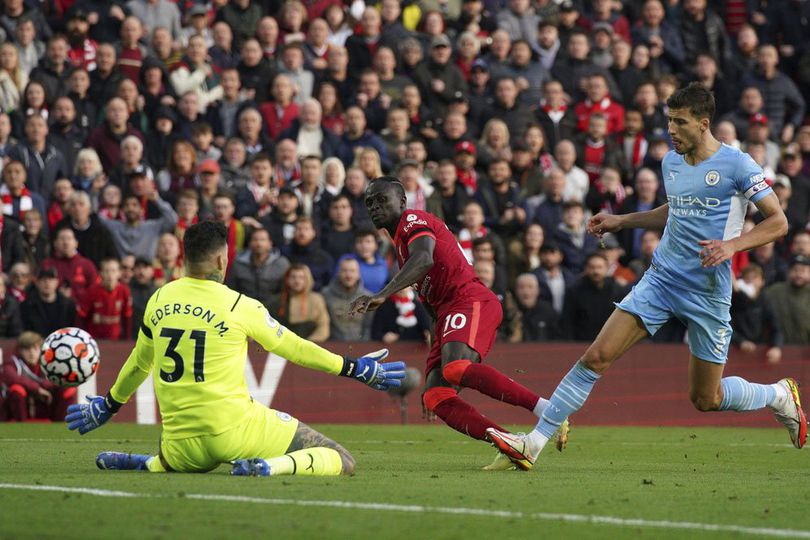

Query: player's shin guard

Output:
[442, 360, 541, 412]
[719, 376, 777, 411]
[423, 386, 504, 441]
[534, 360, 600, 440]
[265, 447, 344, 476]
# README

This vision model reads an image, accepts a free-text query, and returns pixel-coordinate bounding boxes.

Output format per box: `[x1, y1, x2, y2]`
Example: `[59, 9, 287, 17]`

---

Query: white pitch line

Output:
[0, 483, 807, 539]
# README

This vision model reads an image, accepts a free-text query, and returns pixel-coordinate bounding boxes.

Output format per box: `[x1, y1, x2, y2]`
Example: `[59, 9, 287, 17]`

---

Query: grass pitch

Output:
[1, 423, 808, 540]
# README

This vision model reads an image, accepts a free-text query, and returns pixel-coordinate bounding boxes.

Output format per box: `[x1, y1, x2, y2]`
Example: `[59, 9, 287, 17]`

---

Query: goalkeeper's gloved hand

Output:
[340, 349, 407, 391]
[65, 394, 122, 435]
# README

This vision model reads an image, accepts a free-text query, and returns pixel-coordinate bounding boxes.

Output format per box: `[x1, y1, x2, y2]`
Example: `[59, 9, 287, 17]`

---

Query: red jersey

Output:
[41, 255, 99, 304]
[79, 282, 133, 340]
[392, 210, 493, 313]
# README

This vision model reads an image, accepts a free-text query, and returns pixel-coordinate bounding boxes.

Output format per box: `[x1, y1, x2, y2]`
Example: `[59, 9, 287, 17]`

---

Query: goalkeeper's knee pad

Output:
[442, 359, 472, 386]
[422, 386, 457, 411]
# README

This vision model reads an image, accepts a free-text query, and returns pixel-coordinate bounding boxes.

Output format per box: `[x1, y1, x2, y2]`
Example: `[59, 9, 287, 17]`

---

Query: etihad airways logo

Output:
[668, 194, 721, 217]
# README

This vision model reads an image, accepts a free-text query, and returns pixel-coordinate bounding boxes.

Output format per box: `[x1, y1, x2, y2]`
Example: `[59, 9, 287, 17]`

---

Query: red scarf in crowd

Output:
[392, 288, 417, 328]
[539, 99, 568, 124]
[456, 166, 478, 195]
[48, 202, 65, 231]
[0, 183, 32, 219]
[458, 226, 487, 261]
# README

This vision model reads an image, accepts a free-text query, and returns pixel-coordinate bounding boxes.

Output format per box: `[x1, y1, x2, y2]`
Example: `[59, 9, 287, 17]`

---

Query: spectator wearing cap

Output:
[8, 114, 68, 200]
[100, 188, 178, 261]
[412, 34, 469, 121]
[720, 86, 764, 142]
[742, 45, 806, 143]
[742, 113, 780, 171]
[497, 0, 541, 44]
[575, 73, 625, 136]
[766, 256, 810, 345]
[169, 34, 223, 113]
[125, 165, 162, 220]
[87, 96, 145, 172]
[630, 0, 685, 74]
[53, 191, 118, 269]
[466, 59, 494, 128]
[338, 106, 391, 171]
[551, 30, 620, 104]
[778, 143, 810, 234]
[507, 39, 549, 107]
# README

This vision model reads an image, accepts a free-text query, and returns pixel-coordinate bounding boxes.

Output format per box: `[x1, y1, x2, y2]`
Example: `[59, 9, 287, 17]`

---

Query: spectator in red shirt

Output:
[41, 227, 99, 303]
[78, 257, 132, 340]
[2, 331, 77, 421]
[574, 74, 625, 135]
[66, 11, 98, 71]
[259, 74, 299, 140]
[576, 113, 626, 184]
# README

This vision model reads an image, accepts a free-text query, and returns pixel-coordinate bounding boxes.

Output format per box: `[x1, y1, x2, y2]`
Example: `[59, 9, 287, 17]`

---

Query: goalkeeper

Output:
[65, 221, 405, 477]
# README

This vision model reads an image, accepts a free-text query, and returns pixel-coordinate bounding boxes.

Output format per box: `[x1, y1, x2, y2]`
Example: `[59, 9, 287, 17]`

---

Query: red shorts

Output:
[425, 296, 503, 375]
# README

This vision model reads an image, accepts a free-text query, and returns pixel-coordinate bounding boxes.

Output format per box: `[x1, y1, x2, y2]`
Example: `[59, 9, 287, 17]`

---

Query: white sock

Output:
[768, 382, 790, 408]
[526, 429, 549, 456]
[533, 397, 550, 418]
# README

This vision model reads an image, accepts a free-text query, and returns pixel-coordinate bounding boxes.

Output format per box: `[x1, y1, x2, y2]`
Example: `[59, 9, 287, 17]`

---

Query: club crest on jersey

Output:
[705, 170, 720, 186]
[406, 214, 418, 222]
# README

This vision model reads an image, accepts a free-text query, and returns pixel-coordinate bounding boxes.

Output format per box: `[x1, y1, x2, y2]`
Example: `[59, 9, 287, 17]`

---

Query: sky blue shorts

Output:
[615, 267, 732, 364]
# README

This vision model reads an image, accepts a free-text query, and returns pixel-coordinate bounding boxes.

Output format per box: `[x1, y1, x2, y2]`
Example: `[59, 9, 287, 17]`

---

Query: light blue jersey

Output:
[617, 144, 772, 363]
[653, 144, 772, 298]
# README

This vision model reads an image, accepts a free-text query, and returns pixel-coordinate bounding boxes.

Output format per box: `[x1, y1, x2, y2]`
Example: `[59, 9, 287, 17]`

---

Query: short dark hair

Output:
[183, 221, 228, 265]
[666, 82, 716, 121]
[354, 227, 378, 242]
[371, 175, 406, 198]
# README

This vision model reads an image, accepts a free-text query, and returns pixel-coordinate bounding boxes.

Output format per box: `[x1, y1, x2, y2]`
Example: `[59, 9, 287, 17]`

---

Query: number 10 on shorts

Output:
[443, 313, 467, 336]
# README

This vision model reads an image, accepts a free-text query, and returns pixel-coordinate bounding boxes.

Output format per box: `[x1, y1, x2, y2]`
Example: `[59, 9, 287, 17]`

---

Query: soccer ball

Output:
[40, 327, 101, 387]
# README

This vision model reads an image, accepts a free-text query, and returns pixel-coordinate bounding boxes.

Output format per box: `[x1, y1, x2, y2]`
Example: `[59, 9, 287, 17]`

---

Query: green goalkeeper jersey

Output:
[109, 277, 344, 439]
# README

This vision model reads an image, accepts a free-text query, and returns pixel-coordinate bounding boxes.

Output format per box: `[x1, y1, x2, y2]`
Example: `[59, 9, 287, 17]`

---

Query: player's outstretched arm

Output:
[65, 326, 156, 435]
[350, 235, 436, 316]
[588, 204, 669, 237]
[699, 193, 788, 267]
[246, 301, 406, 390]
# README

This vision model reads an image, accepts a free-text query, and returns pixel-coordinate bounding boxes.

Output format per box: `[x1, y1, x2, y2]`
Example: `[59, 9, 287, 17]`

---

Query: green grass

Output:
[1, 424, 808, 540]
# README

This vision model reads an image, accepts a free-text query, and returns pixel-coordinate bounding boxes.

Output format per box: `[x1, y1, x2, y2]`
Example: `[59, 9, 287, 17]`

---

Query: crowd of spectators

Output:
[0, 0, 808, 418]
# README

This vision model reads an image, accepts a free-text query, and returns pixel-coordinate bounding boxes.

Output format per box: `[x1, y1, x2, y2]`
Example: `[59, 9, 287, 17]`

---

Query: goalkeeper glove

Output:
[340, 349, 407, 391]
[65, 393, 122, 435]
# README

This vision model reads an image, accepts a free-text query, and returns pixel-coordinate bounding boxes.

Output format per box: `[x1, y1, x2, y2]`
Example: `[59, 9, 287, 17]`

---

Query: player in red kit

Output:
[79, 258, 133, 340]
[350, 177, 568, 469]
